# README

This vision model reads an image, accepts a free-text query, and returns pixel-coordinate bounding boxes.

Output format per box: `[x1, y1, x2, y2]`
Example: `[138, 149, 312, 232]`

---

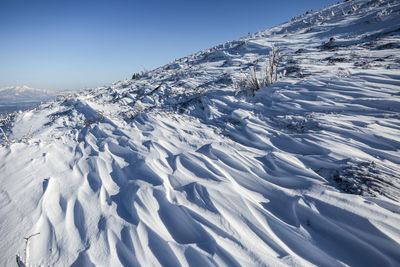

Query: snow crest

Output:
[1, 0, 400, 266]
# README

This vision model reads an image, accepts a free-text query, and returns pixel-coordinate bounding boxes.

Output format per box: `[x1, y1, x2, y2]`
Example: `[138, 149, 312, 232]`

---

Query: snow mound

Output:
[1, 0, 400, 266]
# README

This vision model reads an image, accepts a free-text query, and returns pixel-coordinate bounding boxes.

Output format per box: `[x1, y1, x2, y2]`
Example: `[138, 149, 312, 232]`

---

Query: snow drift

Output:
[1, 0, 400, 266]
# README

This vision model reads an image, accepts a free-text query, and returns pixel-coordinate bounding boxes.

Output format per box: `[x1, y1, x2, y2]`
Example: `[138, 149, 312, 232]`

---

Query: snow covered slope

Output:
[0, 86, 55, 114]
[1, 0, 400, 266]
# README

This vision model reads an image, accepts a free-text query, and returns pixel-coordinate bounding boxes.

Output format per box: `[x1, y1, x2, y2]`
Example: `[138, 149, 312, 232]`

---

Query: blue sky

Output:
[0, 0, 338, 91]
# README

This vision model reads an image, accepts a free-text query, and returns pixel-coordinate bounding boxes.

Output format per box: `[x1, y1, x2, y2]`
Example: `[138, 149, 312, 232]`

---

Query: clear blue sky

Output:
[0, 0, 338, 91]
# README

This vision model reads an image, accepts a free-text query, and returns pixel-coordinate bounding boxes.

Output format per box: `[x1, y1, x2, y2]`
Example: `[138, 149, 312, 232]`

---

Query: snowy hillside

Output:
[1, 0, 400, 266]
[0, 86, 56, 114]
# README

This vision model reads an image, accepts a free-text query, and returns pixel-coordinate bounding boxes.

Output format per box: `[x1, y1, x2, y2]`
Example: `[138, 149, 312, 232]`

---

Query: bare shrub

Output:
[0, 127, 10, 145]
[236, 44, 283, 95]
[84, 115, 104, 126]
[123, 108, 142, 121]
[16, 232, 40, 267]
[131, 73, 140, 80]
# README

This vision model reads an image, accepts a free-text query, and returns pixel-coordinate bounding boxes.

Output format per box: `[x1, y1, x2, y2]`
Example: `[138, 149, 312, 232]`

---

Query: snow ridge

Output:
[1, 0, 400, 266]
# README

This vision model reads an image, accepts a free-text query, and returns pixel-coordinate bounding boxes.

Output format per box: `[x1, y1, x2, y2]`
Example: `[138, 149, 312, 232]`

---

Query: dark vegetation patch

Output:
[48, 109, 73, 122]
[317, 161, 400, 202]
[325, 56, 347, 64]
[319, 38, 339, 51]
[373, 42, 400, 50]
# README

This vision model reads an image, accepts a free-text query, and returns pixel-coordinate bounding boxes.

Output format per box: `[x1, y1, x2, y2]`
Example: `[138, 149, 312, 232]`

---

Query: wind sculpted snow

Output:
[1, 0, 400, 266]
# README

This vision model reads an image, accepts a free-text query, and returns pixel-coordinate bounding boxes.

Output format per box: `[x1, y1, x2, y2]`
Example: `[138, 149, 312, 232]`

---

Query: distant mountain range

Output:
[0, 85, 56, 113]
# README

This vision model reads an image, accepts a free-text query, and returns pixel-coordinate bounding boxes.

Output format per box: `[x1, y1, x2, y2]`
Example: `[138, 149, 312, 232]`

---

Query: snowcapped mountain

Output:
[1, 0, 400, 266]
[0, 85, 55, 113]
